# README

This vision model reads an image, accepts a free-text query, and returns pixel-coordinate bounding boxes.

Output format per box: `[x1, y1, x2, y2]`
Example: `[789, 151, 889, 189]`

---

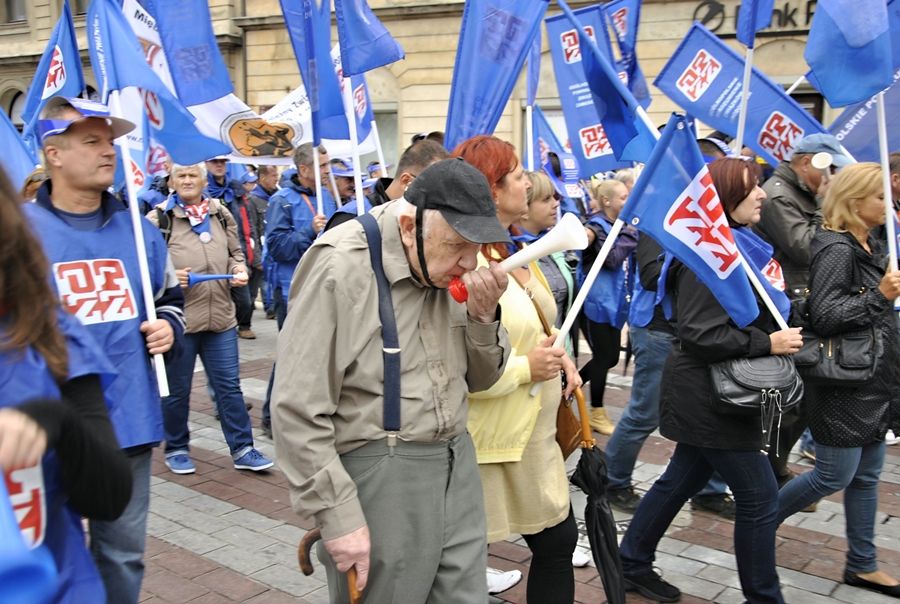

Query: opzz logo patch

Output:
[611, 8, 628, 40]
[676, 49, 722, 102]
[53, 259, 138, 325]
[6, 464, 46, 548]
[759, 112, 804, 162]
[353, 84, 367, 120]
[664, 168, 740, 279]
[560, 25, 595, 64]
[579, 124, 613, 159]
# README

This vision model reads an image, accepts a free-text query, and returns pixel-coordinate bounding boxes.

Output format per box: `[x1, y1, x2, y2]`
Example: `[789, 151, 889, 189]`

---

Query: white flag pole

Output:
[733, 46, 755, 153]
[371, 119, 387, 174]
[877, 91, 899, 275]
[525, 104, 535, 171]
[341, 79, 366, 216]
[312, 144, 324, 215]
[108, 90, 169, 397]
[785, 74, 806, 96]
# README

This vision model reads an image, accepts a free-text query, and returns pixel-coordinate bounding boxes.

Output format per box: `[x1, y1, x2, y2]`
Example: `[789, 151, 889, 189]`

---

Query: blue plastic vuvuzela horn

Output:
[187, 273, 234, 287]
[0, 474, 58, 603]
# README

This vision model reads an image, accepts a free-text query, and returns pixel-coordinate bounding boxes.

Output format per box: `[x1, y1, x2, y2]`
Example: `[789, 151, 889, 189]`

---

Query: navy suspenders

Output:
[357, 214, 402, 444]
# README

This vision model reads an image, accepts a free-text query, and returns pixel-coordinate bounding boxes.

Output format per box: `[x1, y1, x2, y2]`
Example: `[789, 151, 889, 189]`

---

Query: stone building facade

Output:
[0, 0, 826, 167]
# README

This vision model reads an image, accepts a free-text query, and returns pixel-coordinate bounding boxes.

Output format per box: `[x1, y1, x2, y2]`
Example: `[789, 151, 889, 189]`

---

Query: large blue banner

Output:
[603, 0, 650, 107]
[831, 67, 900, 162]
[546, 6, 627, 177]
[444, 0, 548, 151]
[334, 0, 404, 76]
[654, 23, 827, 167]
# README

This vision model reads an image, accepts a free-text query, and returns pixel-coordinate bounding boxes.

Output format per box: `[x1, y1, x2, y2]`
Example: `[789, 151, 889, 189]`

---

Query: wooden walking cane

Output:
[573, 387, 596, 450]
[298, 528, 362, 604]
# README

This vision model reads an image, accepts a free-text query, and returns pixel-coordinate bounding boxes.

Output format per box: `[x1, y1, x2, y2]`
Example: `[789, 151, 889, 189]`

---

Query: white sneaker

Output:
[486, 567, 522, 594]
[886, 429, 900, 445]
[572, 547, 592, 567]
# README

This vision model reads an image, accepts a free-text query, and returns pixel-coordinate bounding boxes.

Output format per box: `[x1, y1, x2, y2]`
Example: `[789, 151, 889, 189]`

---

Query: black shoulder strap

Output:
[156, 208, 173, 243]
[357, 213, 401, 433]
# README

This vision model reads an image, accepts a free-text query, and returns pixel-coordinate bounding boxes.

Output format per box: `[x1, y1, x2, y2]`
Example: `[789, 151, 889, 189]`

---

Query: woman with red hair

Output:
[456, 135, 581, 603]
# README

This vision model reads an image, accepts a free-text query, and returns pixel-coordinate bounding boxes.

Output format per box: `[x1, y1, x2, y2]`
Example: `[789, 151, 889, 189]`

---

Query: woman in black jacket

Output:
[618, 158, 802, 604]
[777, 162, 900, 598]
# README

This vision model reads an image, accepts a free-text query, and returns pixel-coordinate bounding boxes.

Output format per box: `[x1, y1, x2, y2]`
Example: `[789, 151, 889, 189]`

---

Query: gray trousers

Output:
[319, 433, 488, 604]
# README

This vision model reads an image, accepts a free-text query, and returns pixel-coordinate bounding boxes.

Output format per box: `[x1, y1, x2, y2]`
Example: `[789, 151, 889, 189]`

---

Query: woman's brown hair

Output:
[0, 167, 68, 380]
[708, 157, 762, 218]
[452, 135, 519, 260]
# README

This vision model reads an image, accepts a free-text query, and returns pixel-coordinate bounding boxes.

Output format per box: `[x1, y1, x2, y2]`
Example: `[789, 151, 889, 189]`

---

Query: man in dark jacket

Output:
[755, 133, 853, 483]
[248, 165, 279, 319]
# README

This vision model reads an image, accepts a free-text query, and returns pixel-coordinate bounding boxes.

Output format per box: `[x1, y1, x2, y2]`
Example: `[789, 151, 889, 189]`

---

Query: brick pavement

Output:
[139, 310, 900, 603]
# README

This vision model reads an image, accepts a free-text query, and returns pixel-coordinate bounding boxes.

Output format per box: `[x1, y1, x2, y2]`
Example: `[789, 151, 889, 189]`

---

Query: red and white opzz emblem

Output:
[5, 465, 46, 548]
[353, 84, 367, 120]
[53, 259, 138, 325]
[676, 49, 722, 102]
[42, 45, 67, 99]
[579, 124, 613, 159]
[560, 25, 595, 64]
[759, 112, 804, 162]
[664, 168, 740, 278]
[611, 8, 628, 40]
[763, 259, 786, 291]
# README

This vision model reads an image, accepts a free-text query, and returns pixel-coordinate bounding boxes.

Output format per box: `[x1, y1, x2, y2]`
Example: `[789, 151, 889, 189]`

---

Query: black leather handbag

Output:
[792, 326, 881, 387]
[709, 355, 804, 452]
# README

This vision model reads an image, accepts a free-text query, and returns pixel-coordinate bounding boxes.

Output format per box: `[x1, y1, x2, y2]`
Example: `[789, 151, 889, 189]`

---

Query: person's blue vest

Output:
[627, 265, 655, 328]
[332, 196, 372, 219]
[1, 311, 114, 603]
[24, 197, 168, 449]
[579, 216, 632, 329]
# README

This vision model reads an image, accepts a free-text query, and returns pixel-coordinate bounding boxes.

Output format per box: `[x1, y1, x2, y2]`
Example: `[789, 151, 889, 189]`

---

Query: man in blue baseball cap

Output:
[25, 95, 185, 604]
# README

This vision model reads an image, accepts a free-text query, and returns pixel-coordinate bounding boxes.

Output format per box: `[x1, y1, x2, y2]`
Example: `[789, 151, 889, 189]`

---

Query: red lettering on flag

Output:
[142, 91, 164, 129]
[42, 45, 67, 99]
[664, 168, 740, 277]
[53, 259, 138, 325]
[147, 142, 170, 178]
[676, 49, 722, 102]
[762, 259, 786, 291]
[353, 84, 367, 120]
[5, 465, 46, 548]
[578, 124, 613, 159]
[758, 112, 804, 162]
[611, 8, 628, 40]
[561, 26, 595, 64]
[130, 159, 145, 188]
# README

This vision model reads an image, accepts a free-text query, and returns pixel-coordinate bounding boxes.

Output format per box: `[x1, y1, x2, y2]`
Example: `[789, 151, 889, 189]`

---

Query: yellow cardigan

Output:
[468, 254, 558, 464]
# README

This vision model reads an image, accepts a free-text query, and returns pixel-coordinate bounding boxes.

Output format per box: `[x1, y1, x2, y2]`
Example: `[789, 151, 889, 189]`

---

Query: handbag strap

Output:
[510, 270, 553, 337]
[357, 213, 401, 433]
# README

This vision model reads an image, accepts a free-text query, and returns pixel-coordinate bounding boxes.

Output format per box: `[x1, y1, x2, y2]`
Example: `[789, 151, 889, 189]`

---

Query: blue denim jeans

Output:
[620, 444, 783, 604]
[89, 449, 152, 604]
[606, 327, 727, 496]
[162, 329, 254, 457]
[777, 441, 885, 574]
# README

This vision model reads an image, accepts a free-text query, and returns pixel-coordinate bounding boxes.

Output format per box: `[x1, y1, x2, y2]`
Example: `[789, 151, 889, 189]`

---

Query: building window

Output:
[1, 0, 26, 22]
[791, 92, 824, 124]
[9, 90, 24, 127]
[70, 0, 88, 15]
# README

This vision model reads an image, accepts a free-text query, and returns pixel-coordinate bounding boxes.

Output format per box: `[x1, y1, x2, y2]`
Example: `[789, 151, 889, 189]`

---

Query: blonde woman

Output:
[777, 163, 900, 598]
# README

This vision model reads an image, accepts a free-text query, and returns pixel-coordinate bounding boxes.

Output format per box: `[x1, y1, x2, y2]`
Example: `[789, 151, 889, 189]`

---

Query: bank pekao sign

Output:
[691, 0, 818, 38]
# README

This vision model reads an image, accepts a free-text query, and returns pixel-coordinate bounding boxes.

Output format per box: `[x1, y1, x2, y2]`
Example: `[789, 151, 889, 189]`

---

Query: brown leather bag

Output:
[511, 273, 581, 460]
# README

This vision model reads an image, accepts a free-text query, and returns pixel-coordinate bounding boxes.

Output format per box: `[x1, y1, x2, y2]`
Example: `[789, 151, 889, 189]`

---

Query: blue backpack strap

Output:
[357, 213, 401, 434]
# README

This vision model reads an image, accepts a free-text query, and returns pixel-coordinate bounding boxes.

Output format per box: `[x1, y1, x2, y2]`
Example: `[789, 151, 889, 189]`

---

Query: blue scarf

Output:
[162, 193, 212, 239]
[511, 228, 542, 245]
[731, 226, 791, 323]
[206, 173, 237, 205]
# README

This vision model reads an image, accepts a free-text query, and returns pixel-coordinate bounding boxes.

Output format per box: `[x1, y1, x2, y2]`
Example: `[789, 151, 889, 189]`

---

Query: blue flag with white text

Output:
[21, 0, 84, 145]
[334, 0, 404, 76]
[805, 0, 893, 107]
[736, 0, 774, 48]
[280, 0, 350, 143]
[655, 23, 828, 167]
[603, 0, 650, 107]
[444, 0, 549, 151]
[531, 105, 568, 171]
[87, 0, 229, 164]
[0, 110, 39, 189]
[546, 6, 628, 176]
[831, 72, 900, 162]
[558, 0, 656, 162]
[620, 114, 759, 327]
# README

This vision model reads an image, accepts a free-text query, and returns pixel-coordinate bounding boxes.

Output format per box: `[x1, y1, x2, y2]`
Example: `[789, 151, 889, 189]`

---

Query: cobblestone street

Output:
[140, 309, 900, 603]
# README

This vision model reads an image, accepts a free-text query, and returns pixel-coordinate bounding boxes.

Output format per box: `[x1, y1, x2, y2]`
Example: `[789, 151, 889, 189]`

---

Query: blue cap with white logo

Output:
[37, 96, 135, 144]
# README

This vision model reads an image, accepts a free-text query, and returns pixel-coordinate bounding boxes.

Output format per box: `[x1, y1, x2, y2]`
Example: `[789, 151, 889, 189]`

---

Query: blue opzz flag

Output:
[87, 0, 229, 164]
[831, 68, 900, 161]
[558, 0, 656, 163]
[805, 0, 893, 107]
[546, 6, 628, 176]
[531, 104, 568, 170]
[603, 0, 650, 107]
[334, 0, 404, 76]
[736, 0, 774, 48]
[655, 23, 827, 167]
[21, 0, 84, 143]
[332, 45, 375, 143]
[620, 114, 759, 327]
[280, 0, 350, 142]
[444, 0, 548, 151]
[0, 110, 39, 189]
